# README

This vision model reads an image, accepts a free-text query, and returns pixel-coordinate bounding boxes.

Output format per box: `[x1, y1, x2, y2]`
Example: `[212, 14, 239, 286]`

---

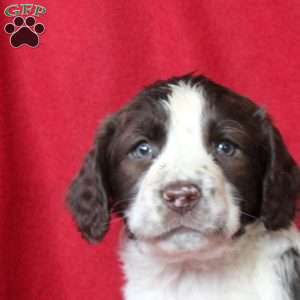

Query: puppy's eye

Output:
[215, 141, 237, 156]
[130, 142, 154, 160]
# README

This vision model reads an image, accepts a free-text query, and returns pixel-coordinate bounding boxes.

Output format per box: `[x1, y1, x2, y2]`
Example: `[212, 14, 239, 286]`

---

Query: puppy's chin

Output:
[153, 229, 217, 254]
[136, 228, 232, 262]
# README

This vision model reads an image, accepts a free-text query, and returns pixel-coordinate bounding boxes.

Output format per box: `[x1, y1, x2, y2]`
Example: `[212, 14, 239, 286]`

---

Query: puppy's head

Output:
[67, 75, 300, 256]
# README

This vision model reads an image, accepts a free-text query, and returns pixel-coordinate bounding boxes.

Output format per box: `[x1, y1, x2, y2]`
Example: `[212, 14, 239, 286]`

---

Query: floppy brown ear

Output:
[66, 117, 116, 243]
[262, 118, 300, 230]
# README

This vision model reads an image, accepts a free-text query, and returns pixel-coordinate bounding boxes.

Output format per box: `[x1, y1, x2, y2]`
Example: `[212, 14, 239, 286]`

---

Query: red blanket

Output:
[0, 1, 299, 299]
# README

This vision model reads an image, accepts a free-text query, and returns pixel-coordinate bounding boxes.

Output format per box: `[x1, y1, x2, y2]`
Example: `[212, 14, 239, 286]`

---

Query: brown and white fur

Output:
[67, 75, 300, 300]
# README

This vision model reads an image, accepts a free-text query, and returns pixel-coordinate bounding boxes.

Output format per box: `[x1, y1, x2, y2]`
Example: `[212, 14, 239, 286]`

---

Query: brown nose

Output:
[162, 182, 201, 214]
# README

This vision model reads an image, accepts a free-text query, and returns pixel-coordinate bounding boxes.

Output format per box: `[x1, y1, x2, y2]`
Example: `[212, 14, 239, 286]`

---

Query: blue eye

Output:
[130, 142, 153, 160]
[215, 141, 237, 156]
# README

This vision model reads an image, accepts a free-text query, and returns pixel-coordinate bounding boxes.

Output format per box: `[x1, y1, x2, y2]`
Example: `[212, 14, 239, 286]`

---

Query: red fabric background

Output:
[0, 1, 299, 299]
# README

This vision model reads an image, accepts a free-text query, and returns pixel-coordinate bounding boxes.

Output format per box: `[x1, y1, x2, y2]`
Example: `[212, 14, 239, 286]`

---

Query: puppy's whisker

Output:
[109, 217, 123, 225]
[240, 211, 257, 220]
[109, 199, 129, 213]
[100, 217, 123, 228]
[111, 209, 126, 216]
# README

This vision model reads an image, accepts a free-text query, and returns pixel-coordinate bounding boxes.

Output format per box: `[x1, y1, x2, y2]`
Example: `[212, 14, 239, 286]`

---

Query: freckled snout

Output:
[162, 182, 201, 214]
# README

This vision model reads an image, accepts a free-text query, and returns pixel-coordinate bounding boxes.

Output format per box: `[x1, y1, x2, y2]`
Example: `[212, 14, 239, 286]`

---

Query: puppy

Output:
[67, 75, 300, 300]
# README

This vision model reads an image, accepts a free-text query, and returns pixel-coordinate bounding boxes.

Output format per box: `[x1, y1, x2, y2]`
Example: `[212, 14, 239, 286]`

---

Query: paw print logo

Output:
[4, 16, 45, 48]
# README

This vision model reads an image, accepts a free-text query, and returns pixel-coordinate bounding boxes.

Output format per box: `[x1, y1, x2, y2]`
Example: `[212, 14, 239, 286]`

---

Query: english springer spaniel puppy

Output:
[67, 75, 300, 300]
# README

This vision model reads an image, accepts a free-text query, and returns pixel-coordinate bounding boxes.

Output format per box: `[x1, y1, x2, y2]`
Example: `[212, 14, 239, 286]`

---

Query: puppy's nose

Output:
[162, 182, 201, 214]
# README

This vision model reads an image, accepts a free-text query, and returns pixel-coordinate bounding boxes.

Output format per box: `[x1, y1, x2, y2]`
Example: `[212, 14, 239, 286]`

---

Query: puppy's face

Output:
[67, 75, 300, 257]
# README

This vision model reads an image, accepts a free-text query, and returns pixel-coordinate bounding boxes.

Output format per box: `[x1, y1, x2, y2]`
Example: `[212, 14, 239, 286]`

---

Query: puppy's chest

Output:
[125, 269, 255, 300]
[122, 245, 287, 300]
[124, 265, 285, 300]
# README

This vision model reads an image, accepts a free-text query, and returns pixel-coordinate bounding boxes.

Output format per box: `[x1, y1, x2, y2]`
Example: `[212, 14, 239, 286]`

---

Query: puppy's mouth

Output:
[152, 226, 204, 241]
[139, 225, 224, 244]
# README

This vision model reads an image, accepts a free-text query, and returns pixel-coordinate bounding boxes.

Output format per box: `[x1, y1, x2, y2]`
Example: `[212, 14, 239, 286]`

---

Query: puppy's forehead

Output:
[123, 76, 261, 135]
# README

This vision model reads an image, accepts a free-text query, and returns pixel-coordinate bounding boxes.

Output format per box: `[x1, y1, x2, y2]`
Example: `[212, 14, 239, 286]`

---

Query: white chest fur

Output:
[120, 225, 300, 300]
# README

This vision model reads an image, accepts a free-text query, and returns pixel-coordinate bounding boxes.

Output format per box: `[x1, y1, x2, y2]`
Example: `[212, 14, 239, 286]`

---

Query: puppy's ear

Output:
[262, 118, 300, 230]
[67, 117, 116, 243]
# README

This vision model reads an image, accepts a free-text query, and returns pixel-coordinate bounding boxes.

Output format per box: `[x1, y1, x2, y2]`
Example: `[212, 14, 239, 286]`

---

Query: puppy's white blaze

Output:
[166, 83, 204, 140]
[163, 82, 209, 166]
